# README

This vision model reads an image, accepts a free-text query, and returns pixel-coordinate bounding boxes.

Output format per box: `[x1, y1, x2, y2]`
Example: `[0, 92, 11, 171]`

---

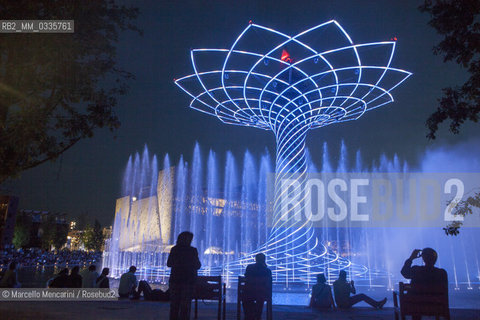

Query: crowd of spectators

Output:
[0, 248, 101, 270]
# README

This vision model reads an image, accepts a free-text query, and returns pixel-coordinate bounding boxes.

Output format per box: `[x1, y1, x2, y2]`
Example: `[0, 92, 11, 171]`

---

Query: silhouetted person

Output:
[68, 266, 82, 288]
[243, 253, 272, 320]
[81, 265, 99, 288]
[138, 280, 170, 301]
[310, 274, 335, 310]
[401, 248, 448, 292]
[96, 268, 110, 288]
[50, 268, 70, 288]
[167, 231, 201, 320]
[0, 262, 20, 288]
[333, 270, 386, 309]
[401, 248, 449, 320]
[118, 266, 138, 298]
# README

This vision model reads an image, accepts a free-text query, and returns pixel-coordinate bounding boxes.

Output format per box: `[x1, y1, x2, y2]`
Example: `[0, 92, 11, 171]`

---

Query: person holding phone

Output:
[401, 248, 448, 289]
[333, 270, 387, 309]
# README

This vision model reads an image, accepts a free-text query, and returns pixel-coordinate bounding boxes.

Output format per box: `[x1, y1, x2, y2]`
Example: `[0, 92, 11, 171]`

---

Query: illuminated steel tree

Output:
[175, 21, 411, 282]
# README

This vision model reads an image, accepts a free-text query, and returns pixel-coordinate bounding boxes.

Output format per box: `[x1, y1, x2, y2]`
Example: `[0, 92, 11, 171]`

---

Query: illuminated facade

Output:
[110, 167, 264, 251]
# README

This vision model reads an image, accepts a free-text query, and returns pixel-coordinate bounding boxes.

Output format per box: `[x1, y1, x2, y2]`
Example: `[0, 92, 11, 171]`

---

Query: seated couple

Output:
[310, 271, 387, 310]
[118, 266, 169, 301]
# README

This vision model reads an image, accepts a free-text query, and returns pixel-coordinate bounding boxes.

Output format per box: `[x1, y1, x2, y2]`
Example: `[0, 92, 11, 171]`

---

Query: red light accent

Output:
[394, 37, 398, 41]
[248, 20, 253, 24]
[281, 49, 292, 63]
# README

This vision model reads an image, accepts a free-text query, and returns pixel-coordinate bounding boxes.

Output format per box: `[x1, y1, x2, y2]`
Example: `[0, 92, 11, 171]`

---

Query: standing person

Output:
[0, 261, 20, 288]
[309, 273, 335, 310]
[167, 231, 201, 320]
[68, 266, 83, 288]
[81, 265, 99, 288]
[333, 270, 386, 309]
[96, 268, 110, 288]
[118, 266, 138, 298]
[243, 253, 272, 320]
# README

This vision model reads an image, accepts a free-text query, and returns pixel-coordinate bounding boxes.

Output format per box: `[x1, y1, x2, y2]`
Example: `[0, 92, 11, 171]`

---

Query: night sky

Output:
[5, 0, 480, 227]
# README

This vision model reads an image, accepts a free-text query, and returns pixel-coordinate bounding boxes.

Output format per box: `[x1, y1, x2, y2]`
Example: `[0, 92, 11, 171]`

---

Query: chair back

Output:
[194, 275, 222, 299]
[193, 276, 225, 320]
[237, 276, 272, 320]
[397, 281, 450, 319]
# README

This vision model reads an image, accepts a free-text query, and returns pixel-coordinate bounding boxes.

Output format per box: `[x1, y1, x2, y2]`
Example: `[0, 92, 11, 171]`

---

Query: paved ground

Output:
[0, 300, 479, 320]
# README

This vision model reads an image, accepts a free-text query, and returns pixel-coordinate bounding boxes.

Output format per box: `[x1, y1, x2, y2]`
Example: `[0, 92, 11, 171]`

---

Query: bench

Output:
[393, 282, 450, 320]
[237, 276, 272, 320]
[193, 275, 226, 320]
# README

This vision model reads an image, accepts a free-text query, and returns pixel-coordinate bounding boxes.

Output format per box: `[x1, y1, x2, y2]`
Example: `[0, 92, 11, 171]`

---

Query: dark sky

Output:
[5, 0, 480, 227]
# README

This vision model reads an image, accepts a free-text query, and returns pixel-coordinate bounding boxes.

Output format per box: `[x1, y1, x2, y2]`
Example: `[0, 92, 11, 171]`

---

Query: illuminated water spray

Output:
[175, 21, 411, 283]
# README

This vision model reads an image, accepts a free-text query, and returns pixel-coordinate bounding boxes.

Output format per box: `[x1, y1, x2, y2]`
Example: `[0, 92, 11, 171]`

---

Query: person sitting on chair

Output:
[309, 273, 335, 310]
[243, 253, 272, 320]
[333, 270, 386, 309]
[401, 248, 448, 292]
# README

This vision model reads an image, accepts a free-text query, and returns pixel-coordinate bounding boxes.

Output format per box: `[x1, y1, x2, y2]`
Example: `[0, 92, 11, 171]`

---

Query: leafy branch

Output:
[444, 191, 480, 235]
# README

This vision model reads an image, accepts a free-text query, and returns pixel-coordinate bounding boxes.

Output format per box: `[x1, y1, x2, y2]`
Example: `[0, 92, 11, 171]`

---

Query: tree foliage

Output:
[444, 191, 480, 236]
[420, 0, 480, 139]
[12, 211, 31, 248]
[82, 219, 104, 251]
[0, 0, 141, 183]
[38, 214, 68, 250]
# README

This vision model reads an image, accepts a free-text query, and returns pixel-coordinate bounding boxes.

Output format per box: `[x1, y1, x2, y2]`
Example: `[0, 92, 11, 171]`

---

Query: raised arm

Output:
[401, 249, 421, 279]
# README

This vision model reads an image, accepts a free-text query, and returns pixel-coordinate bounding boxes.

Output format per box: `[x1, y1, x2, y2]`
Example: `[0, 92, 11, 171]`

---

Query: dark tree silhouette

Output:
[420, 0, 480, 139]
[420, 1, 480, 235]
[0, 1, 141, 183]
